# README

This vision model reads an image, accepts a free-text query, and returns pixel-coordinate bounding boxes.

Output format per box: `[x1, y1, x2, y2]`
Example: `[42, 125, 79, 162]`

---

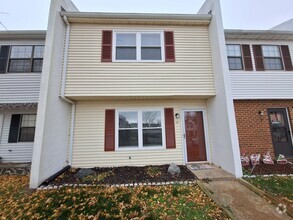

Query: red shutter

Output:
[281, 45, 293, 71]
[164, 108, 176, 149]
[101, 30, 112, 62]
[253, 45, 265, 71]
[241, 45, 253, 71]
[104, 109, 115, 151]
[164, 31, 175, 62]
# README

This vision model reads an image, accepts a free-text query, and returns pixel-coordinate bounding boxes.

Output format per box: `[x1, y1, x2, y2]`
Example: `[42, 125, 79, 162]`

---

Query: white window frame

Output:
[261, 45, 284, 71]
[112, 30, 165, 62]
[115, 108, 166, 150]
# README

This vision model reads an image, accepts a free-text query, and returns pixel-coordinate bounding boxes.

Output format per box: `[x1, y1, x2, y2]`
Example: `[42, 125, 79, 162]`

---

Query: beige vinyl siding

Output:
[65, 24, 215, 98]
[72, 99, 208, 168]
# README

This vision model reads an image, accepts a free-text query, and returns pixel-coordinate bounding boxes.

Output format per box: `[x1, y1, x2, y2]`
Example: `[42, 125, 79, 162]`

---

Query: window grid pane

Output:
[116, 33, 136, 46]
[228, 57, 243, 70]
[141, 34, 161, 46]
[8, 59, 31, 72]
[226, 45, 241, 57]
[262, 45, 281, 57]
[32, 59, 43, 72]
[33, 46, 45, 58]
[19, 114, 36, 142]
[264, 58, 283, 70]
[10, 46, 32, 58]
[141, 47, 161, 60]
[116, 47, 136, 60]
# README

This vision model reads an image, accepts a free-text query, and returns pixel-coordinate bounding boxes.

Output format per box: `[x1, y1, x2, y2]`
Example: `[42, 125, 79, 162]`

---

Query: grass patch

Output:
[244, 176, 293, 207]
[82, 171, 114, 183]
[146, 166, 162, 178]
[0, 175, 229, 219]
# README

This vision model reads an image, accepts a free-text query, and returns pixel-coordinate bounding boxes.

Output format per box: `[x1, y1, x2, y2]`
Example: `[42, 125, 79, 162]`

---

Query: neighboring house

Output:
[30, 0, 242, 188]
[225, 27, 293, 158]
[0, 31, 46, 163]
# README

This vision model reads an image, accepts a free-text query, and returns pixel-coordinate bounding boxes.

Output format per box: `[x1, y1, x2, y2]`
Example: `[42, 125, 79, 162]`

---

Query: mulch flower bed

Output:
[243, 163, 293, 175]
[51, 165, 196, 186]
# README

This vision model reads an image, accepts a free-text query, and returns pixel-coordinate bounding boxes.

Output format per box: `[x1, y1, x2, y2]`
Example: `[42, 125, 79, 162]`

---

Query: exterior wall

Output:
[198, 0, 242, 178]
[71, 99, 208, 168]
[65, 24, 215, 98]
[30, 0, 78, 188]
[226, 39, 293, 99]
[0, 39, 45, 103]
[0, 110, 36, 163]
[234, 100, 293, 157]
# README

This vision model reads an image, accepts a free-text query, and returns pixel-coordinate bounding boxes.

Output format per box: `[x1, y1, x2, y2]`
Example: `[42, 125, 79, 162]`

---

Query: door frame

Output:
[181, 108, 211, 164]
[267, 107, 293, 156]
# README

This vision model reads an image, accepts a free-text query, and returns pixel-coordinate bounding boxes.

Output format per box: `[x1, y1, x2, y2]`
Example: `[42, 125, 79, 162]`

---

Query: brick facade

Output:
[234, 100, 293, 158]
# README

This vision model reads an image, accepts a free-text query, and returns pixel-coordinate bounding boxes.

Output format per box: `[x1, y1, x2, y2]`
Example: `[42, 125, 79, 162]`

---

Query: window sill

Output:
[116, 146, 165, 151]
[112, 60, 165, 63]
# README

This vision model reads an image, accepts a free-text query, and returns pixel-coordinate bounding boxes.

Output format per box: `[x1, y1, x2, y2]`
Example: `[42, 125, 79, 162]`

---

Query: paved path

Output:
[0, 163, 30, 175]
[189, 164, 291, 220]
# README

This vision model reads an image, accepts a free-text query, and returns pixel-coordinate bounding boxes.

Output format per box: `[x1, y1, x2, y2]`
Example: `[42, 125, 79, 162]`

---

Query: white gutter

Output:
[61, 15, 75, 166]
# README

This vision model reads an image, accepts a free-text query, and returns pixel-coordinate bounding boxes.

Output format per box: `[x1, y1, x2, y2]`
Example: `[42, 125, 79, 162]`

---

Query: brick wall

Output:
[234, 100, 293, 158]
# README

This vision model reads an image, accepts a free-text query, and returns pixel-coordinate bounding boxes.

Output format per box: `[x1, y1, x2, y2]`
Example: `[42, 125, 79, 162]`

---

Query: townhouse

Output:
[30, 0, 242, 188]
[0, 31, 45, 163]
[225, 27, 293, 159]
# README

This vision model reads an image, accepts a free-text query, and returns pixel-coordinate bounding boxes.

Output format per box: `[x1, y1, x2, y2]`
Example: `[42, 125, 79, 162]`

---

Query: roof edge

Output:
[60, 11, 212, 21]
[224, 29, 293, 36]
[0, 30, 46, 40]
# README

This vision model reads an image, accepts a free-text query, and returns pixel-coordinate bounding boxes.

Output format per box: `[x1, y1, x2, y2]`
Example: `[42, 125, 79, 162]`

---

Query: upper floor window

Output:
[114, 32, 164, 62]
[226, 44, 243, 70]
[0, 45, 44, 73]
[101, 30, 175, 63]
[261, 45, 283, 70]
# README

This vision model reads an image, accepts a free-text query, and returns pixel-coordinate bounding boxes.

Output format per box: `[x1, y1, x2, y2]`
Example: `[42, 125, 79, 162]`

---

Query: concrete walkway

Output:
[0, 163, 31, 175]
[188, 164, 291, 220]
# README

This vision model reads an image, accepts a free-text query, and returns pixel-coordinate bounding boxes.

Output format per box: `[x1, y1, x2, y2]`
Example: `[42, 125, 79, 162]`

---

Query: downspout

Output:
[61, 15, 75, 166]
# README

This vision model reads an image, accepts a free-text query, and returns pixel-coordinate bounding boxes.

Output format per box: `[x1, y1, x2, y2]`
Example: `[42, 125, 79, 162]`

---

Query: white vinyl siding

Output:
[226, 39, 293, 99]
[0, 111, 36, 163]
[0, 73, 41, 103]
[71, 99, 208, 168]
[65, 24, 215, 98]
[0, 40, 44, 103]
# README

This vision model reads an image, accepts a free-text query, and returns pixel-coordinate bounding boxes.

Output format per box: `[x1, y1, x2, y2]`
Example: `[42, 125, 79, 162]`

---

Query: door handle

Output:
[183, 133, 186, 138]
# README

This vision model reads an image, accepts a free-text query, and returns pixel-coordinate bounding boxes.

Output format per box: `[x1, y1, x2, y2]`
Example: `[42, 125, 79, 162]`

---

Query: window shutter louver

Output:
[104, 109, 115, 151]
[253, 45, 265, 71]
[281, 45, 293, 71]
[8, 114, 21, 143]
[164, 31, 175, 62]
[0, 46, 10, 73]
[241, 45, 253, 71]
[164, 108, 176, 149]
[101, 30, 113, 62]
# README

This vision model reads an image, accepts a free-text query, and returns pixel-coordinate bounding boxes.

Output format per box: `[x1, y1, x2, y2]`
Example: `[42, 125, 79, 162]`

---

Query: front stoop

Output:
[187, 164, 236, 181]
[189, 165, 291, 220]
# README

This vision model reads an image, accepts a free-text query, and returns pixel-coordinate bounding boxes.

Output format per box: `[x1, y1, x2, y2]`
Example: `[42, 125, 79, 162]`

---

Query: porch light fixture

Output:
[175, 113, 180, 119]
[258, 111, 264, 116]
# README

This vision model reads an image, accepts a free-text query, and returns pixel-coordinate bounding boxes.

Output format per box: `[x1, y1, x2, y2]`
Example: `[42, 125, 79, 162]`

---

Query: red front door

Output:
[184, 111, 207, 162]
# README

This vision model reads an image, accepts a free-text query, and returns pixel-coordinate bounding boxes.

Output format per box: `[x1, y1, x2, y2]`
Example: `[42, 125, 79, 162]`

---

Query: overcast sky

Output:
[0, 0, 292, 31]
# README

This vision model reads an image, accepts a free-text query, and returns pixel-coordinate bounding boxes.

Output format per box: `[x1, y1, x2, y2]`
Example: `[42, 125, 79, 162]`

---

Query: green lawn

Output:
[244, 176, 293, 207]
[0, 175, 229, 219]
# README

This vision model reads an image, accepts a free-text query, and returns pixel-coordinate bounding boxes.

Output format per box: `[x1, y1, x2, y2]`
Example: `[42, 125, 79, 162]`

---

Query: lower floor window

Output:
[19, 114, 36, 142]
[117, 110, 164, 149]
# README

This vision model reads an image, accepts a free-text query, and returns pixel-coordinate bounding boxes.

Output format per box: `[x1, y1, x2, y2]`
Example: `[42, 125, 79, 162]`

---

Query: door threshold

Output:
[186, 161, 210, 164]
